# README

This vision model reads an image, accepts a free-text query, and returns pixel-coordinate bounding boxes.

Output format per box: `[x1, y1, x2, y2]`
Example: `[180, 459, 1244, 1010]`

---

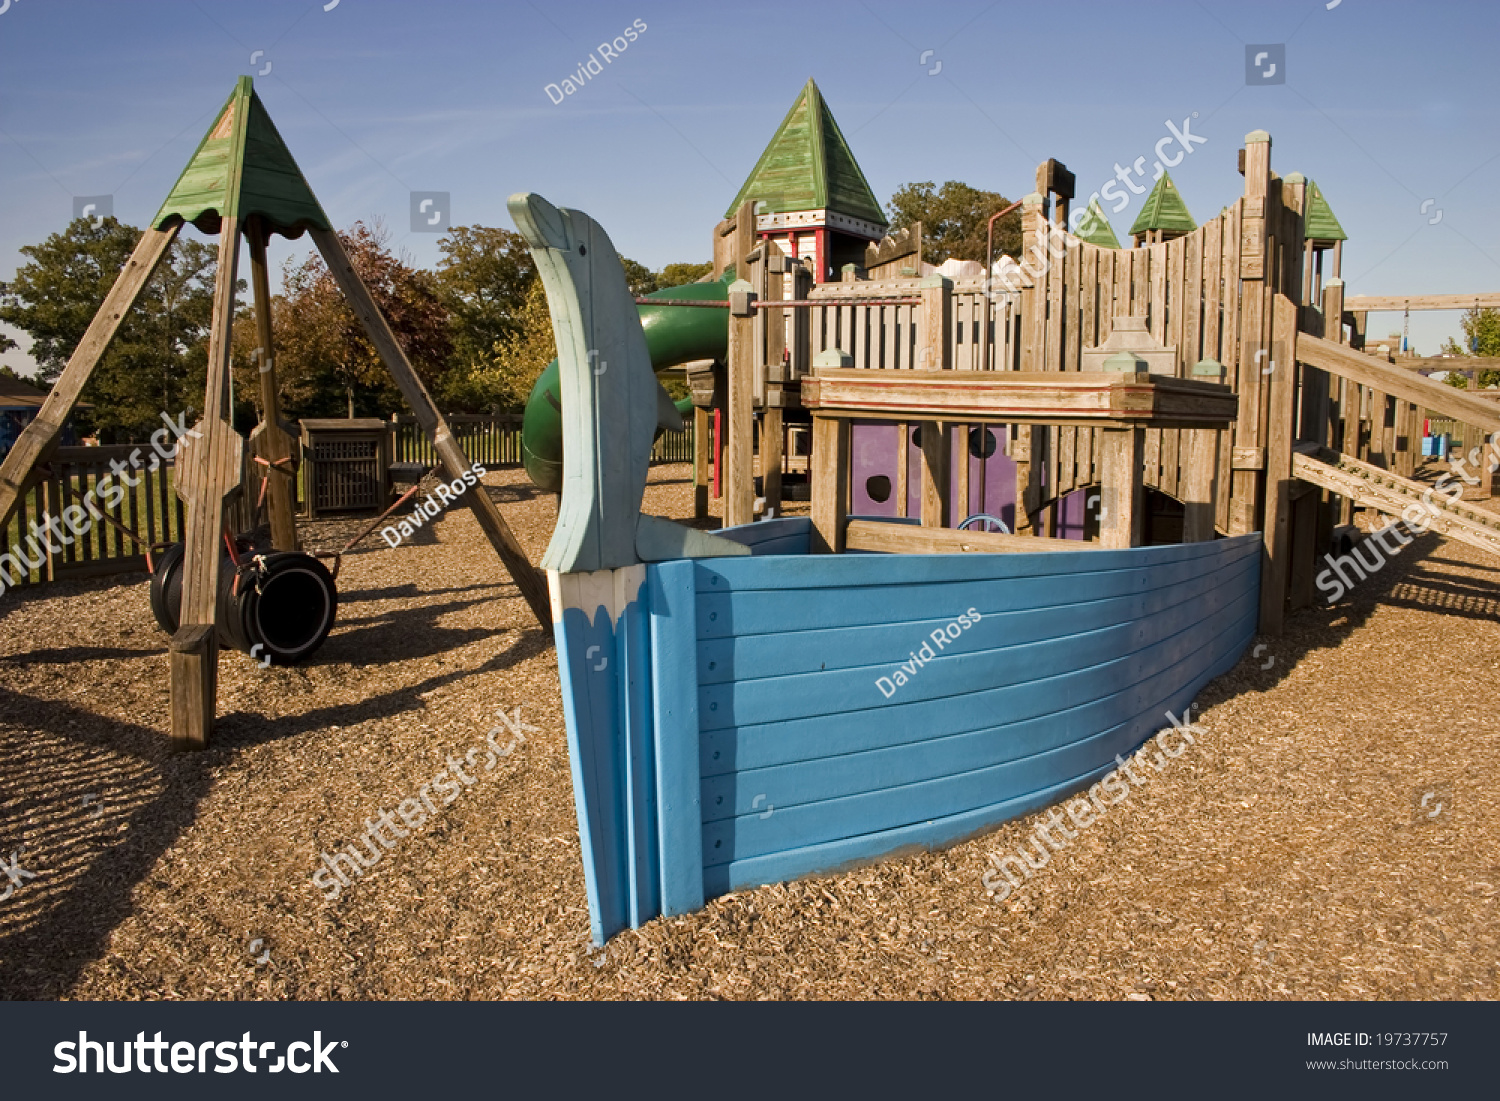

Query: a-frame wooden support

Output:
[0, 77, 552, 750]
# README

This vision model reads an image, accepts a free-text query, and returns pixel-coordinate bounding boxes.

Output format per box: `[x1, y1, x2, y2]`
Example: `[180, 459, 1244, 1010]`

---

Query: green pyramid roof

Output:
[1128, 172, 1196, 237]
[154, 77, 330, 238]
[1303, 179, 1347, 242]
[1073, 197, 1121, 248]
[726, 78, 886, 228]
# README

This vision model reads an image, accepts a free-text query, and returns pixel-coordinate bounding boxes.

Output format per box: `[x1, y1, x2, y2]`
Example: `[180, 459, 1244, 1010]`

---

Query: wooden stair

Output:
[1292, 444, 1500, 558]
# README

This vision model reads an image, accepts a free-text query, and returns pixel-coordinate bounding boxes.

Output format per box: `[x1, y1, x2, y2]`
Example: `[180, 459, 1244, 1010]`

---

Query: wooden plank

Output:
[1183, 224, 1204, 370]
[1099, 427, 1144, 548]
[762, 406, 783, 513]
[1182, 428, 1218, 541]
[1150, 240, 1168, 344]
[1202, 213, 1223, 364]
[313, 227, 551, 629]
[1260, 293, 1299, 633]
[649, 560, 705, 917]
[845, 518, 1082, 555]
[169, 625, 217, 752]
[1297, 333, 1500, 435]
[810, 415, 848, 553]
[0, 224, 180, 535]
[171, 215, 245, 749]
[895, 422, 909, 519]
[801, 369, 1239, 428]
[693, 406, 710, 519]
[920, 421, 951, 528]
[246, 217, 299, 552]
[1343, 293, 1500, 312]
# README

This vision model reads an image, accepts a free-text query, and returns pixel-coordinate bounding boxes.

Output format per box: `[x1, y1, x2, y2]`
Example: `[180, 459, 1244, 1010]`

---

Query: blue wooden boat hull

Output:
[551, 519, 1261, 945]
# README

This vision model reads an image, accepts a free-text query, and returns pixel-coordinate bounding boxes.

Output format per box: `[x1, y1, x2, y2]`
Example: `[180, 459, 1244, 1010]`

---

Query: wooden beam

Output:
[0, 223, 180, 533]
[171, 216, 245, 750]
[1260, 293, 1299, 634]
[725, 279, 756, 528]
[1343, 293, 1500, 312]
[1182, 428, 1218, 541]
[920, 422, 950, 528]
[1099, 427, 1144, 549]
[810, 415, 848, 553]
[801, 369, 1239, 428]
[246, 218, 299, 552]
[169, 625, 217, 752]
[310, 227, 551, 629]
[692, 406, 710, 520]
[1296, 332, 1500, 436]
[845, 518, 1083, 555]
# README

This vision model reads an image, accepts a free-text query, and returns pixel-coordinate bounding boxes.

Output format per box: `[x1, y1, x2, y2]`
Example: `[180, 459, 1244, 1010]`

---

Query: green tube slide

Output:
[520, 273, 731, 492]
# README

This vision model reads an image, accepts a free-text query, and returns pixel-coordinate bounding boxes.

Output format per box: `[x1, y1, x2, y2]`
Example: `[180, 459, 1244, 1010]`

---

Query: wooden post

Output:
[0, 224, 180, 534]
[810, 414, 848, 553]
[171, 215, 246, 750]
[1318, 278, 1346, 546]
[1099, 427, 1144, 549]
[692, 406, 710, 519]
[1260, 293, 1299, 634]
[1015, 194, 1048, 534]
[917, 275, 953, 528]
[762, 407, 783, 514]
[246, 218, 299, 552]
[1230, 131, 1271, 537]
[1184, 359, 1225, 542]
[169, 625, 217, 751]
[311, 227, 551, 629]
[725, 278, 757, 528]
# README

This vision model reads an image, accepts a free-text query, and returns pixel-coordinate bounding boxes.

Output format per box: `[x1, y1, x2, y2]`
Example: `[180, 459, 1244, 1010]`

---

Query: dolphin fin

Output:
[636, 514, 751, 562]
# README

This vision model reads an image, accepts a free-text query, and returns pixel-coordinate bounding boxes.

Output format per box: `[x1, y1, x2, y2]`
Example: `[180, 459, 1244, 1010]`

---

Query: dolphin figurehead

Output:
[508, 192, 748, 572]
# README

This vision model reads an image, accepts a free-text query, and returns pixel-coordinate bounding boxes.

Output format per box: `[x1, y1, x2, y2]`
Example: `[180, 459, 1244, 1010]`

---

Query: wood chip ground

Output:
[1, 465, 1495, 1000]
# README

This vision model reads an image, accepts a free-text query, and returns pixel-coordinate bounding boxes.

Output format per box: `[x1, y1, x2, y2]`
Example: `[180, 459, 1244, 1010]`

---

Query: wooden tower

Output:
[1298, 175, 1347, 306]
[720, 79, 887, 282]
[1129, 171, 1196, 246]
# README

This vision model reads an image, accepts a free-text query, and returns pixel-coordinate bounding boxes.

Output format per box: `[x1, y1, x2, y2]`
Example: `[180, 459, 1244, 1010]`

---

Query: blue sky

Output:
[2, 0, 1497, 372]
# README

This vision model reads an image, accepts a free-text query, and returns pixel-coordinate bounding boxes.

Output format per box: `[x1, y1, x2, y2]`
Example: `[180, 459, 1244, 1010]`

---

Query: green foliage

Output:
[0, 217, 225, 440]
[237, 220, 451, 419]
[656, 261, 713, 289]
[619, 257, 659, 297]
[431, 225, 536, 369]
[1439, 307, 1500, 389]
[885, 180, 1022, 265]
[439, 279, 556, 412]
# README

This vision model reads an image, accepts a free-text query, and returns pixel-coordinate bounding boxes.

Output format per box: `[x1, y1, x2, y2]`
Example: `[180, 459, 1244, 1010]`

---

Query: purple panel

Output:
[851, 422, 900, 516]
[1055, 486, 1090, 541]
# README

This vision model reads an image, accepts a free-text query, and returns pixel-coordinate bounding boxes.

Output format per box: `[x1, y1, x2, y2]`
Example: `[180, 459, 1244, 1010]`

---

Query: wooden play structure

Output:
[518, 81, 1500, 946]
[0, 78, 550, 749]
[687, 88, 1500, 634]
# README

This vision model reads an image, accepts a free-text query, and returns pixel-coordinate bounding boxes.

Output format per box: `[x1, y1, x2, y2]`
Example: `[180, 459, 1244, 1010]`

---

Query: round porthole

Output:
[969, 427, 998, 459]
[866, 475, 892, 503]
[910, 425, 922, 448]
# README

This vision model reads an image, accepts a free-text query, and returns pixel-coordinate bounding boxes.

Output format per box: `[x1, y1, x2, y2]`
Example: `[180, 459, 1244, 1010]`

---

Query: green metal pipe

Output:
[521, 274, 730, 492]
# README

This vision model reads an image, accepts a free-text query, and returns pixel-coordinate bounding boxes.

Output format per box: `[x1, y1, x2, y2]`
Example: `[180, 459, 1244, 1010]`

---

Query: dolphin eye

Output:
[578, 245, 587, 256]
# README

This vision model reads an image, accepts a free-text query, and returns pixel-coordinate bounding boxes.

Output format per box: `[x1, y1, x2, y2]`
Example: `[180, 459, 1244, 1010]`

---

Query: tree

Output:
[619, 257, 658, 297]
[439, 279, 556, 412]
[886, 180, 1022, 265]
[656, 261, 713, 288]
[1439, 307, 1500, 389]
[431, 225, 536, 371]
[0, 217, 224, 439]
[242, 220, 452, 419]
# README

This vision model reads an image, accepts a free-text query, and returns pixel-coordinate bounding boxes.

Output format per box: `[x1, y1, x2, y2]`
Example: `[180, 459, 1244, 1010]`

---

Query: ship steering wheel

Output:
[957, 513, 1011, 535]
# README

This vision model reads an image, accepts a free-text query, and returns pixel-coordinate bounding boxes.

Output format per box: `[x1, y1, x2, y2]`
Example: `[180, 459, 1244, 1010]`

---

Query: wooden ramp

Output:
[1292, 445, 1500, 558]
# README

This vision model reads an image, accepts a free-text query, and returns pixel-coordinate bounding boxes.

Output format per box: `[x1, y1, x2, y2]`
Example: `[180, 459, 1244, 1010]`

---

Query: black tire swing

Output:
[149, 538, 339, 666]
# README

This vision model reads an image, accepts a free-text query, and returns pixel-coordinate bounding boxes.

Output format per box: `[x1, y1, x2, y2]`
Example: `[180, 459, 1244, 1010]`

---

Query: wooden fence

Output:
[1, 414, 696, 591]
[390, 413, 694, 467]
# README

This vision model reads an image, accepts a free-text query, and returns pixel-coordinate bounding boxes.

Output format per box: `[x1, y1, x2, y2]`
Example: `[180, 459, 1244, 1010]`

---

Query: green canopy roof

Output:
[726, 78, 886, 228]
[1303, 179, 1347, 242]
[1073, 197, 1121, 248]
[153, 77, 331, 238]
[1128, 171, 1196, 238]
